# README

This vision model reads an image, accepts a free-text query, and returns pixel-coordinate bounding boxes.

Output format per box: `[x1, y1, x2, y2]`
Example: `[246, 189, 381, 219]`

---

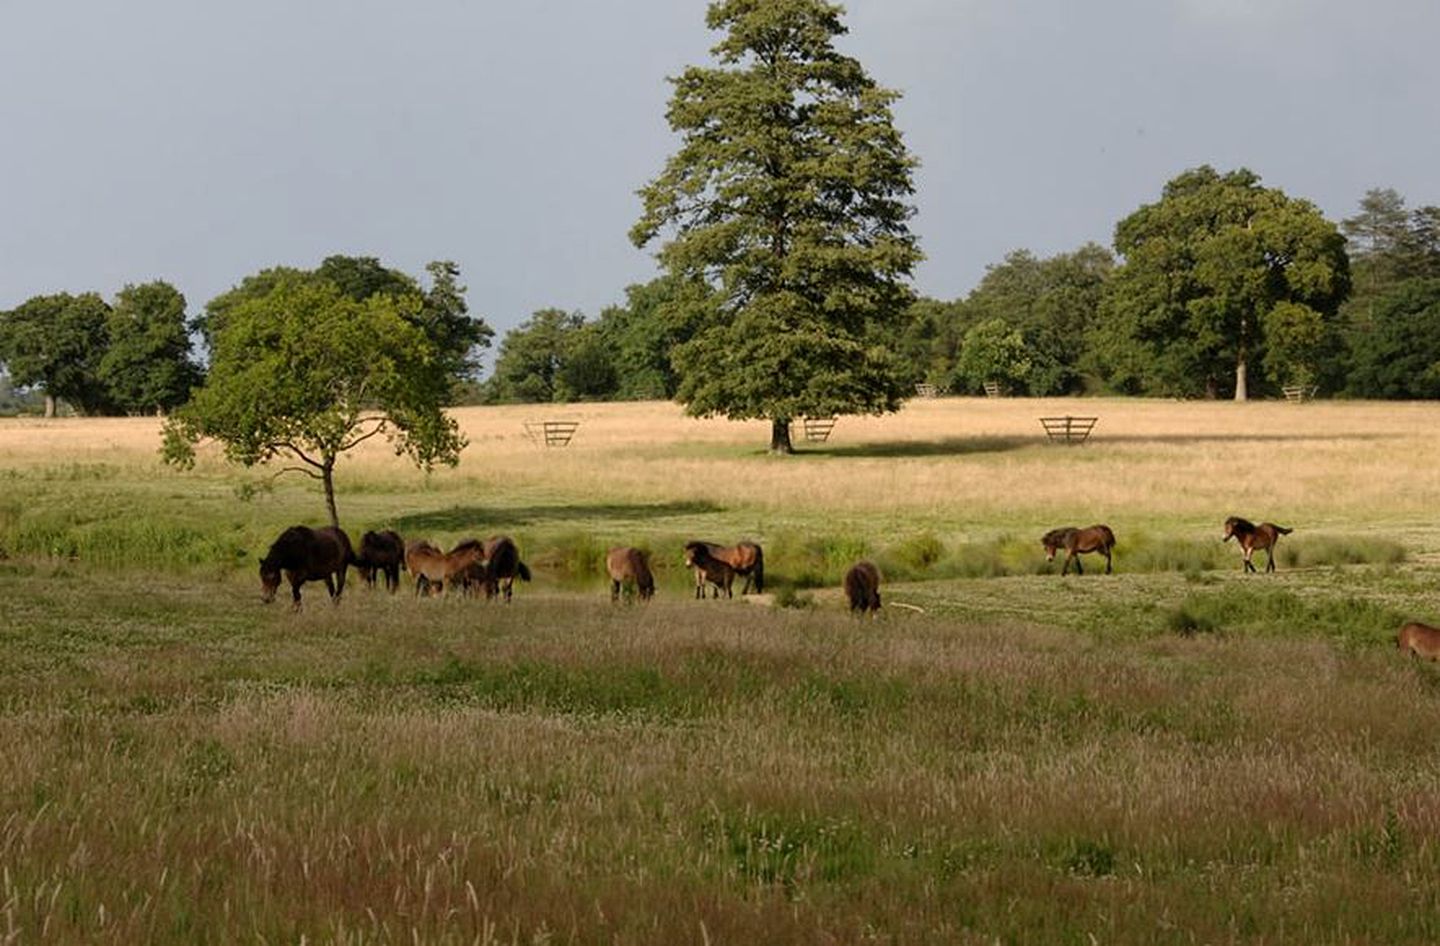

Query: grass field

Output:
[4, 398, 1440, 943]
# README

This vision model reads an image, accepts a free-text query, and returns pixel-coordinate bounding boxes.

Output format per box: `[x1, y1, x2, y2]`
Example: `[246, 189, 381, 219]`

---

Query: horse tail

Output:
[752, 547, 764, 594]
[1276, 525, 1293, 535]
[517, 560, 532, 582]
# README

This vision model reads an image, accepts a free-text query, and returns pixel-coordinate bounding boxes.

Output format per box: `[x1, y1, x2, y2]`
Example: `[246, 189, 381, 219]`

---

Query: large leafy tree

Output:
[484, 309, 589, 404]
[198, 257, 492, 391]
[163, 275, 465, 528]
[595, 276, 714, 401]
[964, 244, 1114, 395]
[0, 292, 116, 417]
[98, 281, 202, 415]
[1093, 166, 1349, 399]
[632, 0, 922, 453]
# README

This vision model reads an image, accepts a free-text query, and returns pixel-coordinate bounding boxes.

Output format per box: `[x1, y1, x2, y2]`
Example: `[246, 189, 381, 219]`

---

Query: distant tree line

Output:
[482, 175, 1439, 405]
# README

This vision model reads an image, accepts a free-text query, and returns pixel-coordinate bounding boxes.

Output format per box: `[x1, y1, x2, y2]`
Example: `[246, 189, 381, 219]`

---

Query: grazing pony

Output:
[683, 541, 736, 599]
[684, 540, 763, 597]
[843, 560, 882, 615]
[453, 536, 532, 602]
[1222, 517, 1292, 573]
[1397, 622, 1440, 660]
[606, 547, 655, 603]
[404, 539, 486, 596]
[1041, 525, 1116, 575]
[259, 525, 353, 608]
[355, 529, 405, 593]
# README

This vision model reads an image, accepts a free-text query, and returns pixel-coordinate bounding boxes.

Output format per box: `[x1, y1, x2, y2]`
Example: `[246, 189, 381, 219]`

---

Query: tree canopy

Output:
[631, 0, 922, 452]
[0, 292, 117, 417]
[98, 281, 202, 415]
[1092, 166, 1349, 399]
[163, 274, 466, 527]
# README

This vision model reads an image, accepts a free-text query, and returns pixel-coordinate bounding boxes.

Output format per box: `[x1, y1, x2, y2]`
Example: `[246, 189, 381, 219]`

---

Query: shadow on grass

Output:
[815, 430, 1404, 459]
[816, 436, 1032, 458]
[394, 500, 724, 533]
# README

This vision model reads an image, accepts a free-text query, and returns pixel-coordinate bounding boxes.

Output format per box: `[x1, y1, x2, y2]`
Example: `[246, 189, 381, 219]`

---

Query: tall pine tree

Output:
[631, 0, 921, 452]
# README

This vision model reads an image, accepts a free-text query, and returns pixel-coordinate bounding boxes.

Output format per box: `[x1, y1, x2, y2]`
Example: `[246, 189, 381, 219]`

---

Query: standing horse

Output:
[453, 536, 532, 602]
[606, 547, 655, 603]
[1222, 517, 1292, 573]
[843, 560, 882, 615]
[1397, 622, 1440, 660]
[1041, 525, 1116, 575]
[355, 529, 405, 593]
[684, 540, 764, 596]
[404, 539, 486, 596]
[259, 525, 353, 607]
[684, 541, 736, 599]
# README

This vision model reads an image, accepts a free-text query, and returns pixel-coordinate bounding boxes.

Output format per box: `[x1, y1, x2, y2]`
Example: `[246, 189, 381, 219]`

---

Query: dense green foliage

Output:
[1091, 166, 1350, 399]
[162, 274, 467, 526]
[98, 281, 203, 414]
[0, 292, 119, 416]
[632, 0, 922, 451]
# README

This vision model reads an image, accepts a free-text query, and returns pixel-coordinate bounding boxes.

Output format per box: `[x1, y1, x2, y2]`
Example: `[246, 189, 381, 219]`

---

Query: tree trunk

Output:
[1234, 315, 1249, 401]
[44, 393, 56, 418]
[769, 418, 793, 455]
[321, 458, 340, 530]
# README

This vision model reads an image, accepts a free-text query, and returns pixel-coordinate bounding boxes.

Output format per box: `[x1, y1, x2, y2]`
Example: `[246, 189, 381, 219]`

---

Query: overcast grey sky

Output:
[2, 0, 1437, 350]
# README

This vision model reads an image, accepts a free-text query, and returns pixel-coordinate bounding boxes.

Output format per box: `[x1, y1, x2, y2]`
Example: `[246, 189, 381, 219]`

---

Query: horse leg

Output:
[1243, 548, 1256, 573]
[504, 577, 514, 603]
[334, 567, 346, 599]
[325, 574, 338, 603]
[1104, 547, 1112, 575]
[1074, 554, 1083, 575]
[1267, 546, 1276, 573]
[290, 575, 303, 610]
[611, 579, 621, 603]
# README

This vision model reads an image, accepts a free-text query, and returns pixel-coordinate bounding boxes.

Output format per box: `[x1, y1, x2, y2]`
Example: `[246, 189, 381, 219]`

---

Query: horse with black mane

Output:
[259, 525, 354, 607]
[1041, 524, 1116, 575]
[355, 529, 405, 593]
[683, 540, 764, 598]
[606, 546, 655, 603]
[453, 536, 532, 602]
[1223, 516, 1292, 573]
[684, 541, 737, 599]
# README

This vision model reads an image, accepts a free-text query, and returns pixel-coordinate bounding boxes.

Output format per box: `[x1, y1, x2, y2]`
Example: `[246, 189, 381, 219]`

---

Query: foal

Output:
[1222, 517, 1293, 573]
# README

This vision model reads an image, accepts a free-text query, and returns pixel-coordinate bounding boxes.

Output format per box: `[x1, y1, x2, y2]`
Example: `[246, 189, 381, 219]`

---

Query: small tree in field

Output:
[162, 275, 464, 528]
[632, 0, 922, 453]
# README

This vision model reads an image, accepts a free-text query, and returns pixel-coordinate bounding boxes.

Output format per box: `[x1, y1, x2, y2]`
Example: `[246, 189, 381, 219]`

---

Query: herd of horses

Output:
[258, 516, 1440, 655]
[258, 513, 1298, 616]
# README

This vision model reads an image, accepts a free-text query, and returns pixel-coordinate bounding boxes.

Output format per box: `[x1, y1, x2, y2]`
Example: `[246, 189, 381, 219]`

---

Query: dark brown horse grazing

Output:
[355, 529, 405, 593]
[259, 525, 353, 607]
[606, 547, 655, 603]
[1223, 517, 1293, 573]
[684, 541, 763, 596]
[1397, 622, 1440, 660]
[404, 539, 485, 596]
[1041, 525, 1116, 575]
[452, 536, 532, 602]
[843, 560, 882, 615]
[684, 541, 736, 599]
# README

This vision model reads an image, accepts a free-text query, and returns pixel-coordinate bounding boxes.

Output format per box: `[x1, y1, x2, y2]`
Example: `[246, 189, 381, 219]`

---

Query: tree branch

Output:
[339, 418, 388, 452]
[268, 465, 323, 483]
[274, 441, 325, 469]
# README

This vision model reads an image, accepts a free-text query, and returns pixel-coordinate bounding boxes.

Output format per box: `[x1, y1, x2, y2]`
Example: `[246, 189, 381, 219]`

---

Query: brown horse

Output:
[1041, 525, 1116, 575]
[404, 539, 486, 596]
[684, 540, 763, 597]
[683, 541, 736, 599]
[259, 525, 353, 607]
[843, 560, 882, 615]
[452, 536, 532, 602]
[606, 547, 655, 603]
[355, 529, 405, 593]
[1397, 622, 1440, 660]
[1222, 517, 1292, 573]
